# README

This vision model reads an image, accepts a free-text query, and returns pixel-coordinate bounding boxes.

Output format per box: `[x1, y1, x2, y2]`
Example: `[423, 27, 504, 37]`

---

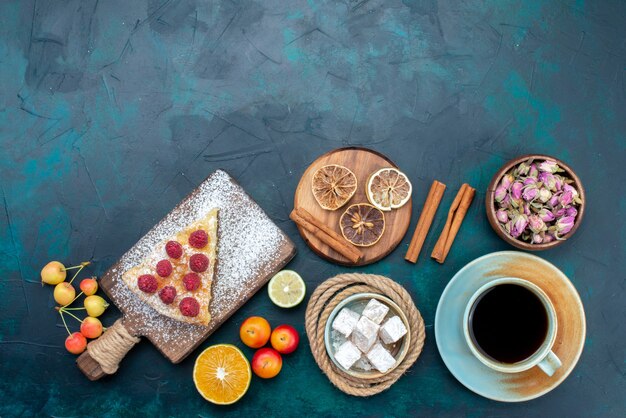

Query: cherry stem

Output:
[68, 265, 85, 285]
[62, 261, 91, 271]
[63, 310, 84, 323]
[59, 311, 71, 336]
[61, 307, 86, 311]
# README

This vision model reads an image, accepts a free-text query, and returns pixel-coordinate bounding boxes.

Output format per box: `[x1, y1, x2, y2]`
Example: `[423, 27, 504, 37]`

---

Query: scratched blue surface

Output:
[1, 0, 625, 417]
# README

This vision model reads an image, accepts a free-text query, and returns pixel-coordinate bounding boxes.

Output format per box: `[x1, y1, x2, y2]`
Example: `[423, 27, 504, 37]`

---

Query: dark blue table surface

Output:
[1, 0, 625, 417]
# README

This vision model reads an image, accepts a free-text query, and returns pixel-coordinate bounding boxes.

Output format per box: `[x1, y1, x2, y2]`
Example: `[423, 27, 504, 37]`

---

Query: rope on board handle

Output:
[87, 319, 140, 374]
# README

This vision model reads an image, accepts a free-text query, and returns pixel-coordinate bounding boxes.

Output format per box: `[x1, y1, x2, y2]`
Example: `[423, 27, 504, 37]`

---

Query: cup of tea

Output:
[463, 277, 562, 376]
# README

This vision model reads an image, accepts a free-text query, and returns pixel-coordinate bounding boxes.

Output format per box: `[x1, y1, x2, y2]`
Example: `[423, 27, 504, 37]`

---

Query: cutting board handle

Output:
[77, 318, 141, 380]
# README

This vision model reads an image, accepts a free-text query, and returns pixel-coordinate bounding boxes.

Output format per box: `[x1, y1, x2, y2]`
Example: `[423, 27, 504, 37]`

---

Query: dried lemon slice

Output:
[339, 203, 385, 247]
[311, 164, 358, 210]
[366, 168, 412, 211]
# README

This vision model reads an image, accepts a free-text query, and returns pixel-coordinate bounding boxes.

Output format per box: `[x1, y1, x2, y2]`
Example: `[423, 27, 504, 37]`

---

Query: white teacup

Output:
[463, 277, 562, 376]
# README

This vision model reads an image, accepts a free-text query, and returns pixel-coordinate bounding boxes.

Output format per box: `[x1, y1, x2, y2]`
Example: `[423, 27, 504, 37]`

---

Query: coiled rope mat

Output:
[305, 273, 425, 396]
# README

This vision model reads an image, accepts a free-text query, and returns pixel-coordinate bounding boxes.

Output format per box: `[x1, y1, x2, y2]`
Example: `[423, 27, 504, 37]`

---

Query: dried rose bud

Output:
[556, 216, 576, 235]
[543, 233, 555, 243]
[554, 175, 564, 191]
[538, 172, 556, 190]
[516, 160, 531, 176]
[528, 215, 546, 233]
[511, 182, 523, 200]
[496, 209, 508, 223]
[529, 163, 539, 178]
[522, 186, 538, 201]
[560, 190, 573, 206]
[539, 160, 559, 173]
[523, 177, 537, 186]
[566, 206, 578, 217]
[532, 233, 543, 244]
[511, 214, 529, 238]
[500, 174, 514, 189]
[538, 208, 555, 222]
[495, 185, 507, 202]
[563, 184, 579, 198]
[537, 188, 552, 203]
[553, 206, 566, 217]
[548, 193, 560, 208]
[523, 202, 531, 215]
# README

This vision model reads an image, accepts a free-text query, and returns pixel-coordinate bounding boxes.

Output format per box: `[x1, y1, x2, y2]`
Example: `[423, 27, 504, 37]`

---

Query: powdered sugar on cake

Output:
[109, 170, 288, 348]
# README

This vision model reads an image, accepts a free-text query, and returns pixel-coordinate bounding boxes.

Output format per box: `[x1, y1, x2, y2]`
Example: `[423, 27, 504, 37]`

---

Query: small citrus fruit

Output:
[193, 344, 251, 405]
[268, 270, 306, 308]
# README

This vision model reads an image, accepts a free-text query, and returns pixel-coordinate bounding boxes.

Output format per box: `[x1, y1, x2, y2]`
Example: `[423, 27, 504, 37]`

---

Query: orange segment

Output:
[193, 344, 251, 405]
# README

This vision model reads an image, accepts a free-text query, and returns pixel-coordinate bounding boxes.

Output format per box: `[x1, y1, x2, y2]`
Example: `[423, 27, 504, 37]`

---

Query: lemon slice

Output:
[311, 164, 358, 210]
[366, 167, 412, 211]
[193, 344, 251, 405]
[268, 270, 306, 308]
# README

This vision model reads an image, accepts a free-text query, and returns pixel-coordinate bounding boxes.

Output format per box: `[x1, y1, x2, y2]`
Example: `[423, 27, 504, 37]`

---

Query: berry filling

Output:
[183, 272, 201, 291]
[137, 274, 158, 293]
[156, 259, 173, 277]
[159, 286, 177, 304]
[189, 230, 208, 249]
[165, 240, 183, 259]
[179, 297, 200, 317]
[189, 253, 209, 273]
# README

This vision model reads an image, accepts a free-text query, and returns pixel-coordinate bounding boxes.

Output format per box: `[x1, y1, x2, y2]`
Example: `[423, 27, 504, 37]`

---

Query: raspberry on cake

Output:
[165, 240, 183, 259]
[180, 297, 200, 317]
[156, 259, 173, 277]
[189, 230, 208, 248]
[137, 274, 158, 293]
[189, 253, 209, 273]
[121, 208, 218, 326]
[159, 285, 177, 304]
[183, 272, 201, 291]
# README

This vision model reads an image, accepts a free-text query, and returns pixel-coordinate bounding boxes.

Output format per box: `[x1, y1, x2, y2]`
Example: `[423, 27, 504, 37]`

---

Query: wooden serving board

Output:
[293, 147, 412, 266]
[78, 170, 296, 380]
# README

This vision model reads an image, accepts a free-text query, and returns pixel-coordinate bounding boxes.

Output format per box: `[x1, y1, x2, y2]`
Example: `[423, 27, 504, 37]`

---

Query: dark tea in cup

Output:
[469, 283, 549, 364]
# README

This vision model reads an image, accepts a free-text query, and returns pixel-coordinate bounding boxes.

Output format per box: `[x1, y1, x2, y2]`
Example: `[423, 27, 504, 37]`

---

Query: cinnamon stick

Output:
[405, 180, 446, 263]
[290, 207, 363, 264]
[431, 184, 475, 264]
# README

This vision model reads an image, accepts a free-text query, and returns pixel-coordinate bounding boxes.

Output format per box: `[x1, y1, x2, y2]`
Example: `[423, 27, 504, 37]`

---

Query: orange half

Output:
[193, 344, 251, 405]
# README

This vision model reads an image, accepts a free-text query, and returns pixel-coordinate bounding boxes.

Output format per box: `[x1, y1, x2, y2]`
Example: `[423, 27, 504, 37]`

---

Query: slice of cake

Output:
[121, 208, 218, 326]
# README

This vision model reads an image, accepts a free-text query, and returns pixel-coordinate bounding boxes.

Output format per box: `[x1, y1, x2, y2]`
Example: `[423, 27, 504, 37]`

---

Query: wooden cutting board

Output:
[293, 147, 412, 266]
[78, 170, 296, 380]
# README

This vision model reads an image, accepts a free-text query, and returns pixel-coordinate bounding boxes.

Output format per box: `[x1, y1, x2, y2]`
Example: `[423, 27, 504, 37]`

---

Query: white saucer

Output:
[435, 251, 586, 402]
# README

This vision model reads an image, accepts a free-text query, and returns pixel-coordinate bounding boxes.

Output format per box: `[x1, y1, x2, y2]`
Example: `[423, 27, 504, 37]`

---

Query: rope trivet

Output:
[305, 273, 425, 396]
[87, 319, 140, 374]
